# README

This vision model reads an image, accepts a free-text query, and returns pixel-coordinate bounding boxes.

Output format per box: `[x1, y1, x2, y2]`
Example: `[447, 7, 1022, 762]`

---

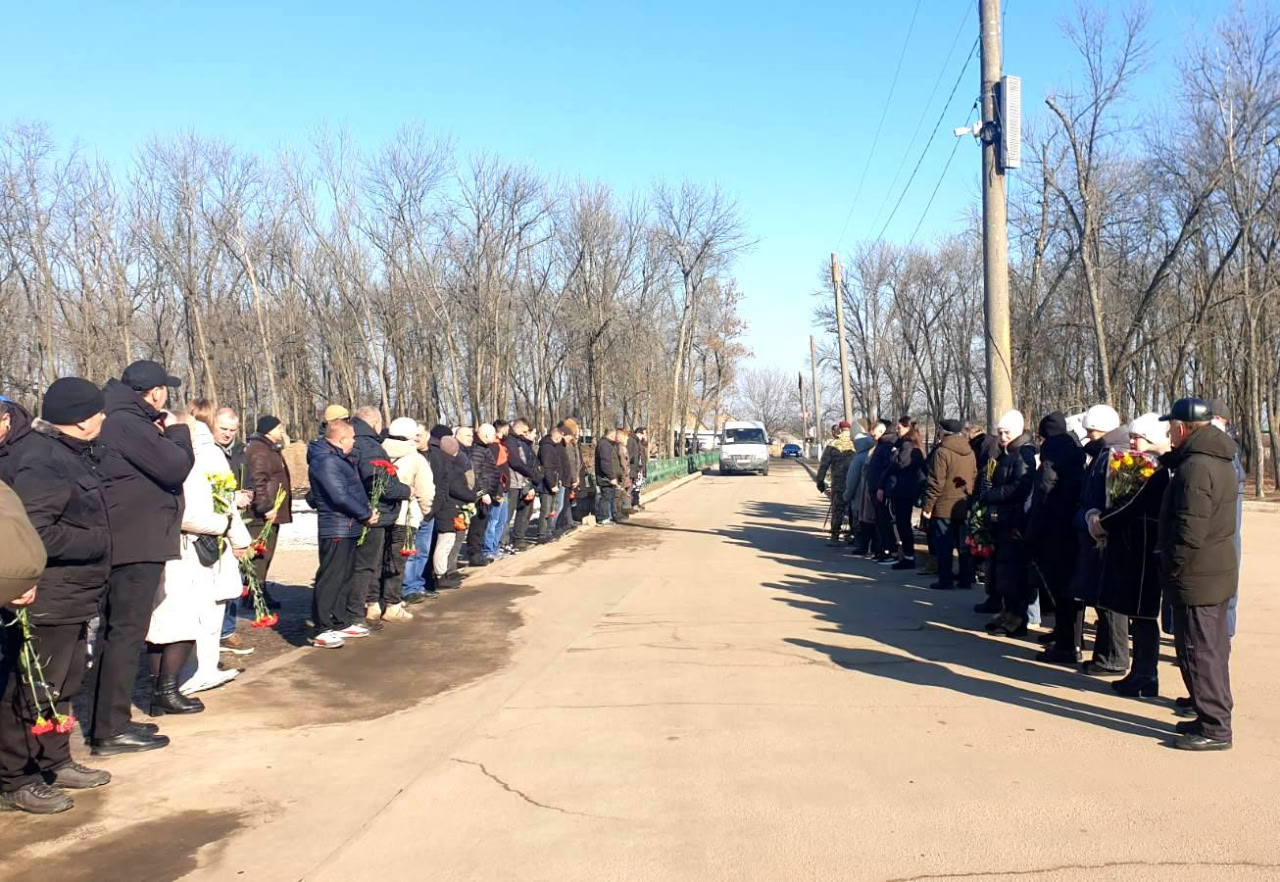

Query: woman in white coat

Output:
[146, 399, 251, 713]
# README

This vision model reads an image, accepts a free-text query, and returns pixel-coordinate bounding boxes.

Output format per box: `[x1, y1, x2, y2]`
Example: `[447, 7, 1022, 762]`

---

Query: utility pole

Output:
[831, 253, 854, 427]
[810, 335, 822, 457]
[980, 0, 1014, 429]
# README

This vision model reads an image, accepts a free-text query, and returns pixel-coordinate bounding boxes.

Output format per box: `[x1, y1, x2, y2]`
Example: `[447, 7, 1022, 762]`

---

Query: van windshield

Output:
[724, 428, 766, 444]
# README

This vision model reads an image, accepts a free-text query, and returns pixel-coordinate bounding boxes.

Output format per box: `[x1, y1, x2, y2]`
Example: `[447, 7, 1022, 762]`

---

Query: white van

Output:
[719, 420, 770, 475]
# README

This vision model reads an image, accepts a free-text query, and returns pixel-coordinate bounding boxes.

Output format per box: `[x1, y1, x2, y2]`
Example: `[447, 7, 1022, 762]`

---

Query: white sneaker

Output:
[339, 623, 371, 638]
[599, 518, 615, 525]
[180, 667, 240, 696]
[312, 630, 346, 649]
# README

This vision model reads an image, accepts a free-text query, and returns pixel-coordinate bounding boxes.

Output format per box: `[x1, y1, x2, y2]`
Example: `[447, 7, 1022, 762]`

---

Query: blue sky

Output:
[4, 0, 1223, 375]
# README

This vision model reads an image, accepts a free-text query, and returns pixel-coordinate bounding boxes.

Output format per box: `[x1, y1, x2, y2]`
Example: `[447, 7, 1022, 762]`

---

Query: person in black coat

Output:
[430, 435, 477, 589]
[349, 408, 410, 626]
[886, 424, 926, 569]
[89, 361, 193, 755]
[595, 429, 622, 524]
[504, 420, 541, 547]
[866, 422, 899, 561]
[537, 426, 567, 542]
[464, 425, 501, 566]
[1026, 413, 1087, 664]
[1090, 414, 1171, 697]
[980, 411, 1038, 636]
[0, 379, 115, 813]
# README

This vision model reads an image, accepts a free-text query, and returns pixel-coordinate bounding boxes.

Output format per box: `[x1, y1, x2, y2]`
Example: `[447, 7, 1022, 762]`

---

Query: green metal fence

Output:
[646, 450, 719, 484]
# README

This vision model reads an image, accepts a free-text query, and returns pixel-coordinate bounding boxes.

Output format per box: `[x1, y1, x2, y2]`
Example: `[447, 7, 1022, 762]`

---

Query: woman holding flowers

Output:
[1089, 414, 1171, 698]
[146, 399, 251, 710]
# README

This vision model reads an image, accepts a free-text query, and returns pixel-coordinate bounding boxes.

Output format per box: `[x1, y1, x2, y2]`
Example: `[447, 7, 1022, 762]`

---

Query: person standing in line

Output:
[536, 424, 567, 543]
[1090, 413, 1172, 697]
[841, 432, 876, 554]
[402, 423, 439, 604]
[1026, 413, 1086, 665]
[595, 427, 621, 525]
[0, 397, 47, 607]
[554, 420, 580, 534]
[815, 421, 855, 547]
[240, 415, 291, 603]
[920, 419, 976, 591]
[0, 379, 113, 813]
[430, 434, 477, 589]
[484, 421, 512, 558]
[380, 417, 435, 620]
[349, 407, 409, 629]
[89, 360, 193, 757]
[504, 418, 540, 549]
[886, 421, 926, 570]
[1071, 404, 1131, 677]
[1157, 398, 1240, 751]
[627, 426, 648, 511]
[307, 420, 376, 648]
[969, 424, 1004, 614]
[979, 410, 1038, 637]
[615, 427, 633, 520]
[867, 420, 900, 563]
[464, 424, 501, 566]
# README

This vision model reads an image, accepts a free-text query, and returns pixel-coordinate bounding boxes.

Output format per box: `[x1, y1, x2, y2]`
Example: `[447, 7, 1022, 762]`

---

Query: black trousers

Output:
[371, 524, 408, 607]
[314, 537, 359, 631]
[1173, 600, 1233, 741]
[891, 496, 915, 558]
[351, 526, 387, 620]
[89, 561, 164, 740]
[466, 505, 490, 560]
[931, 516, 973, 589]
[1091, 607, 1131, 671]
[556, 489, 576, 531]
[538, 492, 556, 539]
[875, 498, 898, 555]
[1, 620, 86, 791]
[1038, 557, 1083, 653]
[1131, 617, 1160, 681]
[509, 489, 535, 542]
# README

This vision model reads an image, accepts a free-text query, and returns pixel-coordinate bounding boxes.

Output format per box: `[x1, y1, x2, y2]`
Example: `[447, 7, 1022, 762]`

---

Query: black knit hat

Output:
[429, 424, 453, 440]
[1038, 412, 1068, 437]
[939, 418, 964, 434]
[42, 377, 105, 425]
[256, 415, 282, 435]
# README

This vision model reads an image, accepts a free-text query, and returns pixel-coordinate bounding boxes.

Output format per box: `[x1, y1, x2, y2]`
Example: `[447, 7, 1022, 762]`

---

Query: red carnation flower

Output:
[252, 613, 279, 628]
[31, 717, 55, 736]
[370, 459, 398, 477]
[399, 548, 416, 558]
[54, 714, 77, 734]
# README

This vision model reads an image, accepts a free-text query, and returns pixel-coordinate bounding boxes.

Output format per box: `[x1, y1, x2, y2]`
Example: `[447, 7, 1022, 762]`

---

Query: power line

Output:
[835, 0, 924, 250]
[906, 100, 980, 247]
[866, 3, 973, 237]
[871, 36, 979, 245]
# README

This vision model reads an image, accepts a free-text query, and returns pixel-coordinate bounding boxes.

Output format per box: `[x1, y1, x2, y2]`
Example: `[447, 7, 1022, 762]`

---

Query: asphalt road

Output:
[3, 459, 1278, 881]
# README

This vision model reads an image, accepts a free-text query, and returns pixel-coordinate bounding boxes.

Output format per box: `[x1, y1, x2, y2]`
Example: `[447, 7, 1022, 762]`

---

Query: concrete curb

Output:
[231, 469, 708, 686]
[1243, 500, 1280, 514]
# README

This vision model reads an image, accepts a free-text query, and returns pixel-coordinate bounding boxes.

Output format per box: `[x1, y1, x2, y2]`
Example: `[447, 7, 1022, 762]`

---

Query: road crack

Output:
[886, 859, 1280, 881]
[451, 758, 615, 820]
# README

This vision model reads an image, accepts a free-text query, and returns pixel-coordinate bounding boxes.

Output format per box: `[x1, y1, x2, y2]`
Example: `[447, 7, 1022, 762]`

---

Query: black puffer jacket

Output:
[431, 440, 477, 532]
[97, 379, 194, 565]
[539, 435, 566, 492]
[887, 437, 926, 502]
[351, 417, 411, 521]
[866, 432, 899, 495]
[470, 440, 501, 499]
[981, 432, 1037, 532]
[1026, 420, 1085, 567]
[1158, 426, 1241, 607]
[4, 423, 112, 624]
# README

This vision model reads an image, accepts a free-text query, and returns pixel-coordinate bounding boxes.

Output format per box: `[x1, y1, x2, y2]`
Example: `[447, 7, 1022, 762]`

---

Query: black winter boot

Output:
[149, 675, 205, 716]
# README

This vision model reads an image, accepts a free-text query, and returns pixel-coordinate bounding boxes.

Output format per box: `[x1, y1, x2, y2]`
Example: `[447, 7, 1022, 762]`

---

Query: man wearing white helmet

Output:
[1070, 403, 1131, 677]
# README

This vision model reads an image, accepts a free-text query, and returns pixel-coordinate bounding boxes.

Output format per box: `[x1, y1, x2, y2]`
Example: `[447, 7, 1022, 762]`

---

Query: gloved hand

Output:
[817, 480, 827, 495]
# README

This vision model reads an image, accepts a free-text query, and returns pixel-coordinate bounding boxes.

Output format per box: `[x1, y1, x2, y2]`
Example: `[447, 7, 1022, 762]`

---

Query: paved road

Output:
[4, 460, 1279, 881]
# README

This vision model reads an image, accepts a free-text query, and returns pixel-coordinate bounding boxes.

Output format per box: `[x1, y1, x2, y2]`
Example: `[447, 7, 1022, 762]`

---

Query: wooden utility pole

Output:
[980, 0, 1014, 429]
[810, 335, 823, 457]
[831, 253, 854, 426]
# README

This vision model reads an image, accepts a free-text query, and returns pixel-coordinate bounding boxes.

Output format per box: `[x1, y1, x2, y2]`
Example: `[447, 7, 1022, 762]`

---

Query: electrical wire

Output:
[835, 0, 924, 250]
[871, 36, 979, 245]
[906, 99, 980, 247]
[866, 3, 973, 237]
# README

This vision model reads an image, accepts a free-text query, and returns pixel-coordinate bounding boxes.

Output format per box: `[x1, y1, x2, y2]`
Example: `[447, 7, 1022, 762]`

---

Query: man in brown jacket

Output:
[1, 482, 45, 607]
[921, 419, 977, 591]
[1158, 398, 1241, 752]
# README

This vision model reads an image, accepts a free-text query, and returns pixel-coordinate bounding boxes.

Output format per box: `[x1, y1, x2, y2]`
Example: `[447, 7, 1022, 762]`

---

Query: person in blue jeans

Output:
[483, 494, 509, 558]
[402, 423, 439, 604]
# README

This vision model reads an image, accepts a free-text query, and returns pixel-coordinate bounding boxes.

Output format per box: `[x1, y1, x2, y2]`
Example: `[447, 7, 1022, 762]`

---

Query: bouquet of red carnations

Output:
[358, 459, 398, 545]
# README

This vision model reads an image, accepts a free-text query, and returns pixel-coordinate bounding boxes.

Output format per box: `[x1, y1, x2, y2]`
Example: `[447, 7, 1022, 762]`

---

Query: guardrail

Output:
[646, 450, 719, 483]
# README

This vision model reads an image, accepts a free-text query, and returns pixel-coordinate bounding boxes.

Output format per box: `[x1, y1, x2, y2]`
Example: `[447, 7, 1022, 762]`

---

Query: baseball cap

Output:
[121, 360, 181, 391]
[323, 404, 350, 422]
[1159, 397, 1213, 423]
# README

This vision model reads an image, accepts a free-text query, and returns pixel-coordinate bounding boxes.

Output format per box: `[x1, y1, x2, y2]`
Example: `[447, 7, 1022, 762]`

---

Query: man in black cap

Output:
[0, 378, 114, 813]
[1158, 397, 1240, 751]
[87, 361, 194, 756]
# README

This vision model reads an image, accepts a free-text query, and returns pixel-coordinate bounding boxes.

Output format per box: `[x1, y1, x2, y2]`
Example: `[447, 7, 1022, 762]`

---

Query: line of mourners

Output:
[814, 400, 1243, 754]
[0, 359, 653, 816]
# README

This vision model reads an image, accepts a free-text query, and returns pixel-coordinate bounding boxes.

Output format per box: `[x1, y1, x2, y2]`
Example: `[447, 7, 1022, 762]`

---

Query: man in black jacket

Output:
[465, 424, 501, 566]
[865, 421, 899, 561]
[1028, 413, 1087, 664]
[1, 379, 114, 813]
[351, 407, 410, 626]
[595, 428, 621, 524]
[504, 419, 541, 548]
[89, 360, 193, 756]
[537, 425, 567, 542]
[980, 410, 1038, 636]
[1158, 398, 1241, 751]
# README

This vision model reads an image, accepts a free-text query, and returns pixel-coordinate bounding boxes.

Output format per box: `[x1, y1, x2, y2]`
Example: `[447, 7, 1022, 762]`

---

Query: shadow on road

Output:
[713, 482, 1179, 742]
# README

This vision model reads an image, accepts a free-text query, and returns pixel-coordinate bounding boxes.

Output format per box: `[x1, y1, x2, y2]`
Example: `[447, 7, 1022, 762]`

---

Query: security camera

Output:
[954, 122, 980, 138]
